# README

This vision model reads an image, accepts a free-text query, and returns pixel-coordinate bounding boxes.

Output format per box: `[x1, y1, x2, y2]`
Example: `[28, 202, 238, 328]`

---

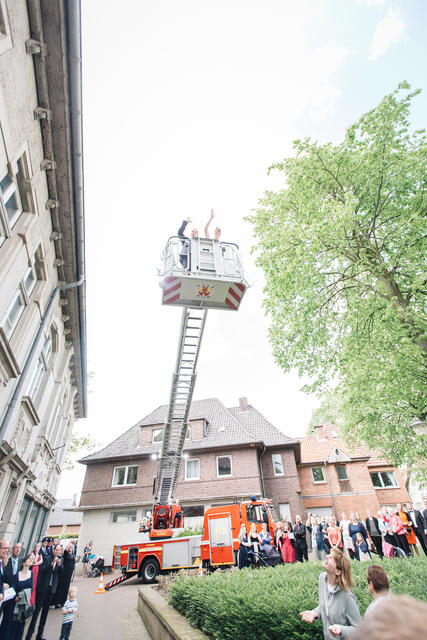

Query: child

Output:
[60, 585, 78, 639]
[355, 532, 371, 561]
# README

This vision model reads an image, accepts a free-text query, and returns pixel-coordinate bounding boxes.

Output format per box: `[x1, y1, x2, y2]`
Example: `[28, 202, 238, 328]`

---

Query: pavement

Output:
[28, 572, 152, 640]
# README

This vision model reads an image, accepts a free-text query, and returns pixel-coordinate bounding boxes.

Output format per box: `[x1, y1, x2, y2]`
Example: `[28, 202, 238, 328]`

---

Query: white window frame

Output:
[185, 458, 200, 480]
[216, 455, 232, 478]
[152, 428, 163, 443]
[272, 453, 284, 476]
[336, 465, 348, 481]
[23, 266, 37, 298]
[370, 471, 398, 489]
[311, 466, 325, 483]
[110, 510, 137, 524]
[0, 172, 22, 229]
[112, 465, 138, 487]
[1, 288, 26, 339]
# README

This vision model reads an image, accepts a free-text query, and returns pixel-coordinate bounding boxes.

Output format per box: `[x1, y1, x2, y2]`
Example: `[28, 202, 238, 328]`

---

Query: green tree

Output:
[64, 431, 98, 471]
[308, 391, 341, 434]
[248, 83, 427, 469]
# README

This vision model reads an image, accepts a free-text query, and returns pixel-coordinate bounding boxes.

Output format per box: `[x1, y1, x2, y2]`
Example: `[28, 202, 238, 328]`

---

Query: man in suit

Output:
[293, 514, 308, 562]
[0, 542, 22, 639]
[26, 543, 63, 640]
[405, 502, 427, 556]
[365, 509, 384, 558]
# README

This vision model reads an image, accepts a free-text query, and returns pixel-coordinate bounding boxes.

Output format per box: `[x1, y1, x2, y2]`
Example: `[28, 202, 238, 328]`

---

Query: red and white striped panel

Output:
[225, 282, 245, 310]
[163, 276, 182, 305]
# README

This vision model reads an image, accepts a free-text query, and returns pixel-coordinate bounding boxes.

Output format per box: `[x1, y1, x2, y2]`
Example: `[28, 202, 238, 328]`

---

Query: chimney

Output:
[314, 425, 327, 440]
[239, 397, 248, 411]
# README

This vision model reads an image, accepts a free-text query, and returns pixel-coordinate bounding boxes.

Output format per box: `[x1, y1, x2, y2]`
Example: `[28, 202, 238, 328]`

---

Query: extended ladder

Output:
[154, 307, 207, 505]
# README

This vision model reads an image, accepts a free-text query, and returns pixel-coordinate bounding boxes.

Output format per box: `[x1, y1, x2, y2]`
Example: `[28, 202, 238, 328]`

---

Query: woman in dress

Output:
[82, 540, 93, 578]
[340, 513, 355, 559]
[248, 523, 260, 560]
[10, 553, 34, 640]
[387, 507, 410, 556]
[397, 504, 419, 556]
[300, 547, 361, 638]
[258, 522, 272, 553]
[29, 543, 43, 607]
[348, 513, 368, 560]
[307, 515, 325, 561]
[281, 521, 296, 563]
[378, 508, 394, 546]
[327, 517, 343, 551]
[237, 524, 251, 568]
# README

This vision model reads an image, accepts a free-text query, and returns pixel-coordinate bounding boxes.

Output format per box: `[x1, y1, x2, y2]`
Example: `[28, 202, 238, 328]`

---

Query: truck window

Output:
[246, 504, 263, 523]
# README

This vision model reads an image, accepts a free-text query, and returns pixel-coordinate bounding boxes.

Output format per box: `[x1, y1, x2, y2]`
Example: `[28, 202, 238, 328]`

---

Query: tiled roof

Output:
[298, 423, 390, 466]
[48, 498, 82, 526]
[80, 398, 297, 464]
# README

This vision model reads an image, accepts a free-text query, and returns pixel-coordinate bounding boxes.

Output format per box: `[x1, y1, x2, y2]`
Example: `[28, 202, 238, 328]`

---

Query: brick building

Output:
[76, 398, 304, 559]
[76, 403, 410, 561]
[298, 423, 411, 519]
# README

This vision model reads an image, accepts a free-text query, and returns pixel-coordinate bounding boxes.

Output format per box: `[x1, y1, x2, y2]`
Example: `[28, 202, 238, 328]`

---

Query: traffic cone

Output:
[198, 562, 204, 576]
[94, 572, 106, 594]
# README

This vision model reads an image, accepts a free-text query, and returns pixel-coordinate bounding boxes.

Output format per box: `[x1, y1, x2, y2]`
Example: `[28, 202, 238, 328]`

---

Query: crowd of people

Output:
[0, 537, 78, 640]
[238, 503, 427, 569]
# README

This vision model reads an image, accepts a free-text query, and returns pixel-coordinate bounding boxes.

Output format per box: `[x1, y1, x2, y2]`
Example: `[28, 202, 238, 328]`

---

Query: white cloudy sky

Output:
[57, 0, 427, 497]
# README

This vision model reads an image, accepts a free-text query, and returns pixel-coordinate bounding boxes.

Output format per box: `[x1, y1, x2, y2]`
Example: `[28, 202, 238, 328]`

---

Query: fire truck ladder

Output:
[154, 307, 207, 505]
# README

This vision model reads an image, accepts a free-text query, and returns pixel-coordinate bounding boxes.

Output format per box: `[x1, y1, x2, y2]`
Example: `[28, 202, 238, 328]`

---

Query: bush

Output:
[175, 528, 203, 538]
[169, 557, 427, 640]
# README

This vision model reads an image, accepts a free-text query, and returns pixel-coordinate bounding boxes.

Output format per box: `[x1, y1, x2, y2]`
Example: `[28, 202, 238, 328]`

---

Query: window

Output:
[217, 455, 232, 477]
[111, 510, 137, 523]
[16, 153, 35, 213]
[370, 471, 398, 489]
[0, 173, 22, 228]
[23, 266, 37, 298]
[1, 289, 26, 339]
[112, 465, 138, 486]
[272, 453, 284, 476]
[279, 503, 290, 521]
[152, 428, 163, 443]
[336, 465, 348, 481]
[331, 430, 338, 438]
[185, 458, 199, 480]
[311, 466, 325, 483]
[183, 505, 204, 517]
[26, 329, 55, 401]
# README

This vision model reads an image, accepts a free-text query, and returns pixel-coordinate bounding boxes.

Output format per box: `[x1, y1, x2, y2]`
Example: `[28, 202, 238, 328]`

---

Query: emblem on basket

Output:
[197, 283, 215, 298]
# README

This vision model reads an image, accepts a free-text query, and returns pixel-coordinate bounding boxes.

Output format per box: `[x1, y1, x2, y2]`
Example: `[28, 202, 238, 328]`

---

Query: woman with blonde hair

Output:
[300, 548, 361, 638]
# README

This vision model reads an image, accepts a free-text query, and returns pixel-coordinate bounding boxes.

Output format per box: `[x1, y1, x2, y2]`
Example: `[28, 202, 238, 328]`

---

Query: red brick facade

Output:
[79, 412, 410, 524]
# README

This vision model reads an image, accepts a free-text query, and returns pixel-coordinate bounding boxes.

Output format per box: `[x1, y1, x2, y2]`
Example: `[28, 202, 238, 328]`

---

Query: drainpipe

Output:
[323, 460, 338, 519]
[258, 443, 267, 498]
[0, 278, 85, 445]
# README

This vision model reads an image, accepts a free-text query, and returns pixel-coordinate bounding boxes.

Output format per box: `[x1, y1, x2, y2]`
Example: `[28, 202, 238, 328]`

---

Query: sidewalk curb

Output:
[137, 586, 208, 640]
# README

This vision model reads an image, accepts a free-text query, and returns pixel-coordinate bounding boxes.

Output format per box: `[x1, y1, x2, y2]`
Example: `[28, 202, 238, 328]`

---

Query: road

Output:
[39, 571, 151, 640]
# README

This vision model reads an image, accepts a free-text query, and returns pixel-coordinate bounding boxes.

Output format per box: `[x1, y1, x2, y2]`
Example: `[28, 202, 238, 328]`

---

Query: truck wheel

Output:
[140, 557, 160, 584]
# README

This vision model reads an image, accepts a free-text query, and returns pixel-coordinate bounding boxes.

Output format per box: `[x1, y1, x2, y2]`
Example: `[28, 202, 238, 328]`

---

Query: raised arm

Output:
[178, 218, 191, 238]
[204, 209, 214, 238]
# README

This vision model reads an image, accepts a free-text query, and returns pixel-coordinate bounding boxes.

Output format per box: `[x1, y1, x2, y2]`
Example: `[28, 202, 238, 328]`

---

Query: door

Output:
[208, 513, 234, 565]
[127, 547, 139, 571]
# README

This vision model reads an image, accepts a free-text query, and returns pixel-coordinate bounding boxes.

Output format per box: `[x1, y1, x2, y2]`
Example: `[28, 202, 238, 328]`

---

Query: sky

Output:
[57, 0, 427, 497]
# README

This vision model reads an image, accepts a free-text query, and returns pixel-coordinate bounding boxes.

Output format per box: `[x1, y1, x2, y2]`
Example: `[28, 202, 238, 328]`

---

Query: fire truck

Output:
[106, 233, 260, 590]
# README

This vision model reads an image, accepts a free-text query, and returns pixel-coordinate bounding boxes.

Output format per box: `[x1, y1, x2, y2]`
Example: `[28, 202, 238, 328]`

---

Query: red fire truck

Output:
[106, 236, 252, 590]
[107, 498, 278, 587]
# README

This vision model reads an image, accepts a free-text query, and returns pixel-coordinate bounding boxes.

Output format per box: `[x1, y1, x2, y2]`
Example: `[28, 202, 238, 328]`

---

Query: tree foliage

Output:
[308, 391, 342, 434]
[248, 82, 427, 468]
[64, 431, 97, 471]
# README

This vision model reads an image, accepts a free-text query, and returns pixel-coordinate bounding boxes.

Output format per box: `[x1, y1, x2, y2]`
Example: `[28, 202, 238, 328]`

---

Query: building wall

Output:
[299, 461, 411, 518]
[0, 0, 84, 550]
[262, 448, 304, 520]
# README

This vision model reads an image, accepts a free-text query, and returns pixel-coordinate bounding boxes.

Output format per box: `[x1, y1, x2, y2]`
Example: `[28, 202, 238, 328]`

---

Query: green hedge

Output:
[169, 557, 427, 640]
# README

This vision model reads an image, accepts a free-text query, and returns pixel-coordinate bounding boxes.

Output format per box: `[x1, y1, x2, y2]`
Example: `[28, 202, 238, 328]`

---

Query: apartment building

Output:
[0, 0, 86, 551]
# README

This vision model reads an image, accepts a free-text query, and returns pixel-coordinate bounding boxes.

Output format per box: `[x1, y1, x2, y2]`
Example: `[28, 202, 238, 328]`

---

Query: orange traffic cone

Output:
[94, 572, 106, 594]
[198, 562, 204, 576]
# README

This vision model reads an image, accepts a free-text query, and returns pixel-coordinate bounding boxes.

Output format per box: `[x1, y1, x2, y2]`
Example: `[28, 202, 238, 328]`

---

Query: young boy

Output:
[60, 585, 78, 639]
